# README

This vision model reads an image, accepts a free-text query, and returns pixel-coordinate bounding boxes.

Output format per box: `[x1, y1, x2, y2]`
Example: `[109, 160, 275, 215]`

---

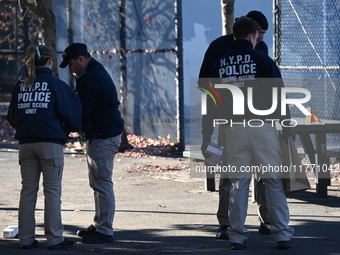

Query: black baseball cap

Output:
[59, 43, 88, 68]
[246, 11, 268, 30]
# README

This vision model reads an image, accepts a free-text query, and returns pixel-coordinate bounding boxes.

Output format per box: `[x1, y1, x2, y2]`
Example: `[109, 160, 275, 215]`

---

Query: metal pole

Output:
[322, 0, 327, 116]
[274, 0, 282, 65]
[119, 0, 127, 121]
[175, 0, 185, 151]
[67, 0, 74, 88]
[118, 0, 134, 152]
[14, 5, 19, 80]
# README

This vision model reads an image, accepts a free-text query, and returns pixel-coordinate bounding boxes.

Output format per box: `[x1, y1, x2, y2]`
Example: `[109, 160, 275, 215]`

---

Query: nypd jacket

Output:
[199, 33, 268, 79]
[7, 68, 82, 145]
[200, 35, 269, 140]
[210, 39, 291, 122]
[75, 58, 124, 139]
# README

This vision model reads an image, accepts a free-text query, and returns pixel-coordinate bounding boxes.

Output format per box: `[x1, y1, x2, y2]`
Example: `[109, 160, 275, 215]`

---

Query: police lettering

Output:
[220, 54, 252, 66]
[34, 81, 48, 91]
[218, 55, 256, 78]
[32, 102, 48, 108]
[18, 103, 31, 109]
[25, 109, 37, 114]
[219, 63, 256, 77]
[18, 91, 51, 103]
[17, 82, 51, 115]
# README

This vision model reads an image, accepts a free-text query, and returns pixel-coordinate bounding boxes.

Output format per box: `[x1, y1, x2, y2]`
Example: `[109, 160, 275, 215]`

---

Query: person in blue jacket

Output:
[59, 43, 124, 244]
[199, 11, 268, 79]
[7, 44, 82, 250]
[199, 10, 271, 240]
[209, 16, 294, 250]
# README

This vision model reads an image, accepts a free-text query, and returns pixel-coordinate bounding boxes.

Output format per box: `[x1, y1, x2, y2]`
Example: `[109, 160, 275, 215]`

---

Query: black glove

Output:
[279, 127, 296, 143]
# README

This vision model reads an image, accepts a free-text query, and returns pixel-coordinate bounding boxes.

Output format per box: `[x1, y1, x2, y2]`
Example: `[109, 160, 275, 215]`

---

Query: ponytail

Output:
[19, 45, 52, 88]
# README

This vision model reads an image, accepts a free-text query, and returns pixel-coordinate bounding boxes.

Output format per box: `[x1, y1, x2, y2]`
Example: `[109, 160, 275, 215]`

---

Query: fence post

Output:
[175, 0, 185, 151]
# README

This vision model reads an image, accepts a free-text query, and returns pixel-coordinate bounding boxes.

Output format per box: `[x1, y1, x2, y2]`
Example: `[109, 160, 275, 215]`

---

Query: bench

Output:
[294, 124, 340, 197]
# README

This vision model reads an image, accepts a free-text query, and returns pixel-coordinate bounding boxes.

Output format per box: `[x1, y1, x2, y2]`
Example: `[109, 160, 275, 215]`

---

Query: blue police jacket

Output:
[210, 39, 291, 122]
[7, 68, 82, 145]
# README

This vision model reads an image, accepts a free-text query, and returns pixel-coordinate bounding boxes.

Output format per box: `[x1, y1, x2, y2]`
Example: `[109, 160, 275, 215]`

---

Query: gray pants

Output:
[18, 142, 64, 246]
[217, 173, 270, 226]
[222, 124, 294, 244]
[217, 127, 270, 226]
[86, 135, 121, 236]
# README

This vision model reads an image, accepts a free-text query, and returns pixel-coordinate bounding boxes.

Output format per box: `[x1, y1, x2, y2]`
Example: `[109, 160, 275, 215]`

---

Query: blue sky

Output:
[183, 0, 273, 110]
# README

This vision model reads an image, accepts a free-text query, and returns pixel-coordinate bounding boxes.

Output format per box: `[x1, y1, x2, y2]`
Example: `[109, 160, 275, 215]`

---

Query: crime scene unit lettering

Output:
[218, 54, 256, 87]
[17, 82, 51, 115]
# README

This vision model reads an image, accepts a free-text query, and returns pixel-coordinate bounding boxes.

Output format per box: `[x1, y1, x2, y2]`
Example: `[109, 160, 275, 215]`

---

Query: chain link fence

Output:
[0, 0, 183, 144]
[274, 0, 340, 147]
[0, 3, 41, 115]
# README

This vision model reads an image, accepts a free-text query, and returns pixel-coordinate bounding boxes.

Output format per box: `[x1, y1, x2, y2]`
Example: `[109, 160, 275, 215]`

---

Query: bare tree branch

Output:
[18, 0, 39, 16]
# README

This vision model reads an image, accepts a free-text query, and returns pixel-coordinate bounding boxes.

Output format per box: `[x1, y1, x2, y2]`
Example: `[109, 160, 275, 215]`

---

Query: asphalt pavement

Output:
[0, 149, 339, 255]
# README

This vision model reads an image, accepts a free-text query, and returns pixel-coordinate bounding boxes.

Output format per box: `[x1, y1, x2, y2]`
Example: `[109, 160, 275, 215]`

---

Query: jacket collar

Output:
[36, 67, 52, 74]
[232, 39, 254, 51]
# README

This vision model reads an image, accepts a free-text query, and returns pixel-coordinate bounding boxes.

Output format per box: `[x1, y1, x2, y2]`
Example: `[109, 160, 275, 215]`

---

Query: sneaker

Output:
[259, 223, 271, 235]
[20, 240, 38, 249]
[77, 224, 96, 237]
[47, 238, 74, 250]
[82, 231, 114, 244]
[216, 225, 229, 239]
[230, 242, 245, 250]
[277, 241, 291, 249]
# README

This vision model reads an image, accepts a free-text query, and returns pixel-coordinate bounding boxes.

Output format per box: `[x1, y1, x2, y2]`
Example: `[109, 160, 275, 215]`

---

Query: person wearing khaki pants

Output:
[59, 43, 124, 243]
[18, 143, 64, 246]
[86, 136, 121, 236]
[209, 17, 294, 250]
[7, 44, 82, 250]
[199, 11, 272, 239]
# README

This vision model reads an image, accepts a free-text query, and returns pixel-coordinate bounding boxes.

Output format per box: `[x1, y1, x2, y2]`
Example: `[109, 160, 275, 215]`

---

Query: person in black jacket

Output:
[59, 43, 124, 244]
[7, 44, 82, 250]
[199, 10, 271, 239]
[209, 16, 294, 250]
[199, 10, 268, 79]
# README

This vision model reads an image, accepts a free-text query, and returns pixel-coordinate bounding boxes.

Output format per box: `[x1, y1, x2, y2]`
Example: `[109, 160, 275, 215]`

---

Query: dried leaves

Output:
[117, 134, 176, 158]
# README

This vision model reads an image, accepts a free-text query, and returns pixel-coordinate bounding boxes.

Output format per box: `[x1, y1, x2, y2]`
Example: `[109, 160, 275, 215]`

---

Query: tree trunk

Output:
[36, 0, 58, 77]
[221, 0, 235, 35]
